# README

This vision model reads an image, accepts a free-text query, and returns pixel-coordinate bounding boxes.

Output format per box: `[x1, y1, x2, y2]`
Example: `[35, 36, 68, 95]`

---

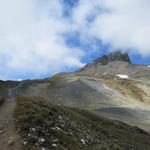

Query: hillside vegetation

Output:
[15, 97, 150, 150]
[0, 97, 5, 106]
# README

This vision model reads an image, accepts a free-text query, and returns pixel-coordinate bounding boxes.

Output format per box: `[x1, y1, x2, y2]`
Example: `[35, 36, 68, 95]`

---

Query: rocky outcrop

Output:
[94, 55, 108, 65]
[108, 51, 131, 63]
[94, 51, 131, 65]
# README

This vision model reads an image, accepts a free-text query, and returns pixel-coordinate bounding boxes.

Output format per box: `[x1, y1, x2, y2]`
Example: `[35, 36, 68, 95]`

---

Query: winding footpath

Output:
[0, 82, 24, 150]
[8, 82, 24, 99]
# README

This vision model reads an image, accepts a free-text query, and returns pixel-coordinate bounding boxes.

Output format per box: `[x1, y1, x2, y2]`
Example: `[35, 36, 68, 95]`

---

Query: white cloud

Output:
[0, 0, 84, 80]
[1, 0, 150, 80]
[72, 0, 150, 56]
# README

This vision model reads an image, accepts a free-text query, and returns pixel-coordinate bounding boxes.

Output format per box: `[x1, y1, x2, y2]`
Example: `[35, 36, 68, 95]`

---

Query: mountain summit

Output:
[94, 51, 131, 65]
[78, 50, 150, 81]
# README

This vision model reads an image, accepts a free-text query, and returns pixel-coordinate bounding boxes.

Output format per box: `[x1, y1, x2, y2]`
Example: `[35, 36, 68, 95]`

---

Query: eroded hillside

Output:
[4, 72, 149, 132]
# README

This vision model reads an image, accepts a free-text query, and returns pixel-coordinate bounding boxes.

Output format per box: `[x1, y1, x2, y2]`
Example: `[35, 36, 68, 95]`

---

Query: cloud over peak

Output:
[72, 0, 150, 55]
[0, 0, 150, 80]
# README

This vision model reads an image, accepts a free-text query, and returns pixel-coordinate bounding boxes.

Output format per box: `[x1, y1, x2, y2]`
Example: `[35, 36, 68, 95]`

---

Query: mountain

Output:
[93, 51, 131, 65]
[0, 51, 150, 149]
[78, 51, 150, 81]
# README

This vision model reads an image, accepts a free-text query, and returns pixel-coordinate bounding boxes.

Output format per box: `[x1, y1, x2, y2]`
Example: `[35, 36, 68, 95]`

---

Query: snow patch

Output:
[116, 74, 129, 79]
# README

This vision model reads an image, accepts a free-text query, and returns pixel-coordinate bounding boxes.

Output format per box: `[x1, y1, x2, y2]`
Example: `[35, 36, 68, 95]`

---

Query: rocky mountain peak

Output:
[94, 51, 131, 65]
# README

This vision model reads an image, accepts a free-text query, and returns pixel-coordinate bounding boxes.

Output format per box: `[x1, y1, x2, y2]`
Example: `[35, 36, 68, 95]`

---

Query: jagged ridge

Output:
[94, 51, 131, 65]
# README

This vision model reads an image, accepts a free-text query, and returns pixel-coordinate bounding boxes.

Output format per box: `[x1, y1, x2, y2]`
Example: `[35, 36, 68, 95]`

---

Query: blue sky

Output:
[0, 0, 150, 80]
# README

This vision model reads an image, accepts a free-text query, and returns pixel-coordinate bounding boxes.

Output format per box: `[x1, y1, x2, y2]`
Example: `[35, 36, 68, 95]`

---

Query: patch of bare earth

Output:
[94, 77, 147, 102]
[0, 98, 21, 150]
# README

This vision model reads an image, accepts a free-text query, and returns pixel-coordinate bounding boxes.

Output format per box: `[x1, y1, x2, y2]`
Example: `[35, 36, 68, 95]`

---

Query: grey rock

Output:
[94, 55, 108, 65]
[0, 130, 3, 134]
[94, 51, 131, 65]
[8, 137, 15, 146]
[108, 51, 131, 64]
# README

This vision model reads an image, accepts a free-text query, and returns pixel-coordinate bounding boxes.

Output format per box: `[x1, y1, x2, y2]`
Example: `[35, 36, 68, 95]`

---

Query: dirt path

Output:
[0, 98, 21, 150]
[8, 82, 24, 99]
[0, 82, 24, 150]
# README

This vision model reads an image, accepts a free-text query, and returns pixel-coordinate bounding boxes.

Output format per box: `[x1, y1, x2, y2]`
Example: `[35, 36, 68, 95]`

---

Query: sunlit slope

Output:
[10, 73, 150, 132]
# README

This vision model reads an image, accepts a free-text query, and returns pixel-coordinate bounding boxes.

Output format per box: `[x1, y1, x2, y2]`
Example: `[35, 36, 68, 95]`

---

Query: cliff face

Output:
[94, 51, 131, 65]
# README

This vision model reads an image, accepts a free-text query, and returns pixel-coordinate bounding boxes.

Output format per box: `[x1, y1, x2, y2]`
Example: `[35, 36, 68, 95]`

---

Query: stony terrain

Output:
[14, 96, 150, 150]
[0, 51, 150, 149]
[10, 73, 150, 132]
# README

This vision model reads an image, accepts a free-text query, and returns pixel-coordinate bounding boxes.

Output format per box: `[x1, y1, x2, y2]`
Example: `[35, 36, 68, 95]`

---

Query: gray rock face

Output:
[108, 51, 131, 63]
[94, 51, 131, 65]
[94, 55, 108, 65]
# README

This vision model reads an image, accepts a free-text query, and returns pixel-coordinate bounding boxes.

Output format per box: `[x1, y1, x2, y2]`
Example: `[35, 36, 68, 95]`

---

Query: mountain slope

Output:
[15, 96, 150, 150]
[9, 72, 150, 132]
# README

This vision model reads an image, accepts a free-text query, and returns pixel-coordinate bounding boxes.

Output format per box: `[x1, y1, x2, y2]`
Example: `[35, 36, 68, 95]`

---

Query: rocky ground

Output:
[14, 96, 150, 150]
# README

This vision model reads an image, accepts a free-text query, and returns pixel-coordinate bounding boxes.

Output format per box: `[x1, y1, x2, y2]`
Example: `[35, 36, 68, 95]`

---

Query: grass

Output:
[14, 96, 150, 150]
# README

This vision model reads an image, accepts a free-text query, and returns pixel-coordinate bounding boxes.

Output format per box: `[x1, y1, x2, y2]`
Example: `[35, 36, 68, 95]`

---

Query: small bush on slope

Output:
[14, 96, 150, 150]
[0, 97, 5, 106]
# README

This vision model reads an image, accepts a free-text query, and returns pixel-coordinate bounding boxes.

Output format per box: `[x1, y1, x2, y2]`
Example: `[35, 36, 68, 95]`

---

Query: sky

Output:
[0, 0, 150, 80]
